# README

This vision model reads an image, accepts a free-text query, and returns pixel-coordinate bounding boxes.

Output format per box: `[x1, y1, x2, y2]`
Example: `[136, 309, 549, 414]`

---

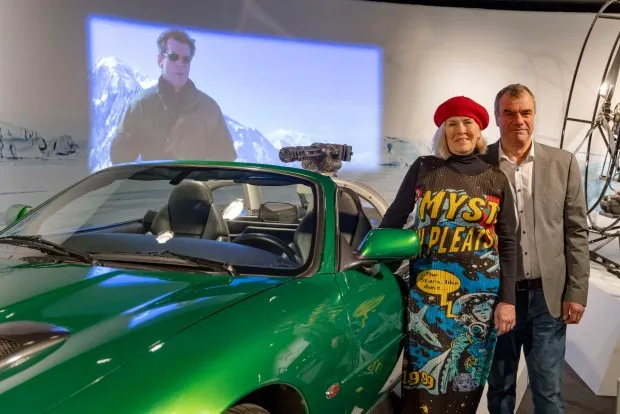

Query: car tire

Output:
[224, 403, 270, 414]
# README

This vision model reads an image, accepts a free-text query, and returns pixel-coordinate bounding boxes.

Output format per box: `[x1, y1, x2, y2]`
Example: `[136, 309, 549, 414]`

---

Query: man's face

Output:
[158, 38, 192, 90]
[495, 92, 535, 146]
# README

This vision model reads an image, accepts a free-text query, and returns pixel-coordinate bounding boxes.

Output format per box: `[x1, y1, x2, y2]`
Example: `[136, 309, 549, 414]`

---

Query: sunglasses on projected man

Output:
[163, 52, 192, 63]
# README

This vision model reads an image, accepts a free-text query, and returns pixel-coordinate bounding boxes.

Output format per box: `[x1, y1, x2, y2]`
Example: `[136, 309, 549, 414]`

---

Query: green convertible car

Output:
[0, 149, 419, 413]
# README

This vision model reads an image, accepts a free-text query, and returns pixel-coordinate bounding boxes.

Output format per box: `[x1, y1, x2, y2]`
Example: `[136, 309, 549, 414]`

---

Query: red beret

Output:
[433, 96, 489, 130]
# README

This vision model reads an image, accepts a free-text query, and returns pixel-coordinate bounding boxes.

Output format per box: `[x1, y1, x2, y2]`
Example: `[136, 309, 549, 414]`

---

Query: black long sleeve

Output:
[380, 155, 490, 229]
[495, 178, 519, 305]
[380, 154, 519, 304]
[379, 159, 422, 229]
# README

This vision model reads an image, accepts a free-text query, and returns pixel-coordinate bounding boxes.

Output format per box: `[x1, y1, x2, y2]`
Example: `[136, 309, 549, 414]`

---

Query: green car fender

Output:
[48, 272, 358, 414]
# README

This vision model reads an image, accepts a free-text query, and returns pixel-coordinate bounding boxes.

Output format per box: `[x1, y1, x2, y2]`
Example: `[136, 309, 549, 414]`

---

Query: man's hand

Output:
[562, 301, 585, 324]
[494, 302, 516, 335]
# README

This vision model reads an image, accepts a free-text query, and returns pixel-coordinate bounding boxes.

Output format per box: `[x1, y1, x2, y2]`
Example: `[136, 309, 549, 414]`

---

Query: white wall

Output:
[0, 0, 616, 210]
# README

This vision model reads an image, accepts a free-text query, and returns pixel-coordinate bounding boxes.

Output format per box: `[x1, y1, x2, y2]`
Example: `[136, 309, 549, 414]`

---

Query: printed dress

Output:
[380, 154, 517, 414]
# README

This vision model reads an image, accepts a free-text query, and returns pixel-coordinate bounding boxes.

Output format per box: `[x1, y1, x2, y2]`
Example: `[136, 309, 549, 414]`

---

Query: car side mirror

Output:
[4, 204, 32, 226]
[340, 228, 420, 272]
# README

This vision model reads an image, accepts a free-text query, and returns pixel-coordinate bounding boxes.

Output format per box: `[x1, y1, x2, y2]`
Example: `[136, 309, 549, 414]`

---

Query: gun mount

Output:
[278, 143, 353, 175]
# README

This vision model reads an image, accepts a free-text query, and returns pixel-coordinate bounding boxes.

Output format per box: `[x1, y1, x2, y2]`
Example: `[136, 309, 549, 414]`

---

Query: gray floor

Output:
[517, 363, 617, 414]
[378, 362, 617, 413]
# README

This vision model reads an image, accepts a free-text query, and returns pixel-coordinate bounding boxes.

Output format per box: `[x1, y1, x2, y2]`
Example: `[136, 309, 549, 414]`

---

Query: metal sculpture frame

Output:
[560, 0, 620, 275]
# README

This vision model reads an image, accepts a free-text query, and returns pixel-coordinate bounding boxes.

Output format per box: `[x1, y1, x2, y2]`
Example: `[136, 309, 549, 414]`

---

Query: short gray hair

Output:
[431, 122, 488, 159]
[494, 83, 536, 117]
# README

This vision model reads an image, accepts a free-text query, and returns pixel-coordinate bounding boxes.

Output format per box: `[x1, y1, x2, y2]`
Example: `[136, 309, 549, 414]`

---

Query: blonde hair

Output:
[431, 122, 488, 159]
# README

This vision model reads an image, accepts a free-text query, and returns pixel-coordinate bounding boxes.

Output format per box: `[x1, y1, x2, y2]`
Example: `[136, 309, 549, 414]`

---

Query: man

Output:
[481, 84, 590, 414]
[110, 29, 237, 164]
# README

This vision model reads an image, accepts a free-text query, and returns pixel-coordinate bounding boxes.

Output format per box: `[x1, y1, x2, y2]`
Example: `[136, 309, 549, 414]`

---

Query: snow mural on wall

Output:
[0, 123, 80, 160]
[0, 121, 87, 225]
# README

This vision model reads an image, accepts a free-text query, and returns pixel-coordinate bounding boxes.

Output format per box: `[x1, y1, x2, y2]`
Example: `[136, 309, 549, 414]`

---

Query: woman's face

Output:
[445, 116, 481, 156]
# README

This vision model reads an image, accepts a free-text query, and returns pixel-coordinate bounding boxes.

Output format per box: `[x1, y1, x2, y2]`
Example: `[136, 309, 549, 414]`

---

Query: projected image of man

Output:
[110, 29, 237, 164]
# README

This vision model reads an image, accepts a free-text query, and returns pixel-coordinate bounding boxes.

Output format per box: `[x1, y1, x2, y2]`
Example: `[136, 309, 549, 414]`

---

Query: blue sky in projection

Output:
[88, 16, 382, 165]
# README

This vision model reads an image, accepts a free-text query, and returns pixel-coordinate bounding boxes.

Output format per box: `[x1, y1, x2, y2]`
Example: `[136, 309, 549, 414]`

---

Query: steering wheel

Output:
[231, 233, 301, 264]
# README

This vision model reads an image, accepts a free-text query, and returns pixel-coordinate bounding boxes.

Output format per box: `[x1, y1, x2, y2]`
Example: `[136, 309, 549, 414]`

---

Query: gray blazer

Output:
[480, 140, 590, 318]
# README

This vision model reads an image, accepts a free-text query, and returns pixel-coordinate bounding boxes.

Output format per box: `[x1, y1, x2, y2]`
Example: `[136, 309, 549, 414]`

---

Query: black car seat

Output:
[151, 180, 229, 240]
[337, 187, 372, 250]
[290, 209, 315, 264]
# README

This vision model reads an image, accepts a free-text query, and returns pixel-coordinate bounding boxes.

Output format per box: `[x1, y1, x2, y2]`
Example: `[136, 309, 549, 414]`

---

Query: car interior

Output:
[145, 179, 318, 265]
[18, 171, 383, 274]
[149, 180, 230, 240]
[48, 177, 320, 271]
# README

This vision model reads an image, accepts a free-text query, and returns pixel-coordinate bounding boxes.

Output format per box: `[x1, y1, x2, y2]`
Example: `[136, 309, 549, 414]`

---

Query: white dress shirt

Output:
[498, 140, 542, 281]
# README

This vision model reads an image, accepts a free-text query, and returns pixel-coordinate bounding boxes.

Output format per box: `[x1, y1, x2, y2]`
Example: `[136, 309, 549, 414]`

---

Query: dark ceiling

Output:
[359, 0, 620, 13]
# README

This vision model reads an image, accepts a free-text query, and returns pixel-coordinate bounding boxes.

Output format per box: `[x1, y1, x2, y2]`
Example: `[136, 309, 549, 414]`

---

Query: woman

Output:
[380, 96, 518, 414]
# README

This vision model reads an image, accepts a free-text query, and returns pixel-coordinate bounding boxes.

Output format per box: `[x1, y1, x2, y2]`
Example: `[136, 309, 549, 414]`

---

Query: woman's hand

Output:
[494, 302, 516, 335]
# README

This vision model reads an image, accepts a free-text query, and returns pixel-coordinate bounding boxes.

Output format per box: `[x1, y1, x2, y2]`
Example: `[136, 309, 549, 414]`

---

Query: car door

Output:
[333, 186, 406, 412]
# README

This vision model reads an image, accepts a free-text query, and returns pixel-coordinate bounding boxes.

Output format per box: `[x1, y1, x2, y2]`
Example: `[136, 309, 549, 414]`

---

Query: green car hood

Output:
[0, 258, 285, 411]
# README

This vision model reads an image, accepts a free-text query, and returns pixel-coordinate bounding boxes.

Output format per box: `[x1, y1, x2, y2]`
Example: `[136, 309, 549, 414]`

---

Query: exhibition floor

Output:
[379, 361, 617, 413]
[517, 363, 616, 414]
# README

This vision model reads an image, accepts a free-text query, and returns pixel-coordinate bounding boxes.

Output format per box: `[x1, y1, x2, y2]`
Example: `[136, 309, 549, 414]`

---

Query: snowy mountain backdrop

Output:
[89, 56, 391, 173]
[89, 56, 319, 172]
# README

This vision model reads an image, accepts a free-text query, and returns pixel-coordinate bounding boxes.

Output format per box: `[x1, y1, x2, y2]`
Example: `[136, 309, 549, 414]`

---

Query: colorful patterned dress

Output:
[380, 154, 517, 414]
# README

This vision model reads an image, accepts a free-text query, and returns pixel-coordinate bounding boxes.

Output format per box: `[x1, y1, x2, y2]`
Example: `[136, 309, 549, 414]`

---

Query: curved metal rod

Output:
[561, 0, 620, 148]
[587, 122, 618, 215]
[560, 0, 620, 244]
[589, 212, 620, 238]
[582, 124, 596, 212]
[591, 215, 620, 237]
[582, 120, 620, 237]
[590, 32, 620, 132]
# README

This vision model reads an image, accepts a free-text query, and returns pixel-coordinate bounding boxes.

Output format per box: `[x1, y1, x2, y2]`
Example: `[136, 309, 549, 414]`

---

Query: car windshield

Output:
[0, 164, 319, 275]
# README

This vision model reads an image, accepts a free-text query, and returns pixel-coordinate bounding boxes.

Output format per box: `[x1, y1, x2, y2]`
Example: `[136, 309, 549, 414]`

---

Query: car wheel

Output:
[224, 403, 270, 414]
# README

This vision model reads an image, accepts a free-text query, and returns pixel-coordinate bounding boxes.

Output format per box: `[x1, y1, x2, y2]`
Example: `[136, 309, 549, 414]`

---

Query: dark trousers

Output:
[487, 288, 567, 414]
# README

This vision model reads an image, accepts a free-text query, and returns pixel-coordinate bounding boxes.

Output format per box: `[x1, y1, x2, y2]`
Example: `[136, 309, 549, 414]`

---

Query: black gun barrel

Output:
[278, 146, 323, 163]
[278, 143, 353, 164]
